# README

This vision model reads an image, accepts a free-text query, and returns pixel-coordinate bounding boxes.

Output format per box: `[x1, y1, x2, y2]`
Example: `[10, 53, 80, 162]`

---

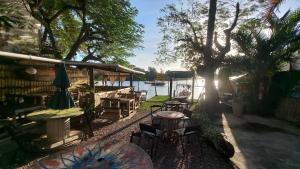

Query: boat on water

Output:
[173, 84, 191, 101]
[138, 90, 148, 101]
[144, 81, 166, 86]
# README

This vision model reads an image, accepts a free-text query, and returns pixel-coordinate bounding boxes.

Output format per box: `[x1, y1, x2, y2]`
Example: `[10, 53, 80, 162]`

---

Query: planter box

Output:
[46, 118, 70, 142]
[232, 101, 243, 117]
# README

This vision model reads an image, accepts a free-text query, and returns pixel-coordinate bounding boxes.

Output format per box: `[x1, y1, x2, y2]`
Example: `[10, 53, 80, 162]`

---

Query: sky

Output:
[128, 0, 300, 72]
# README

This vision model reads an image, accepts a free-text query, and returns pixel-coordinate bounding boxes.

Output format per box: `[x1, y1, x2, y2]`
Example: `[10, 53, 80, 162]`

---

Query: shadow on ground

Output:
[153, 142, 236, 169]
[217, 104, 300, 169]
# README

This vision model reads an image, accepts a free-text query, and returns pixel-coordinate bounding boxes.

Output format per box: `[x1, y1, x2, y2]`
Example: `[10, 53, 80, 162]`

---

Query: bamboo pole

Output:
[191, 72, 195, 103]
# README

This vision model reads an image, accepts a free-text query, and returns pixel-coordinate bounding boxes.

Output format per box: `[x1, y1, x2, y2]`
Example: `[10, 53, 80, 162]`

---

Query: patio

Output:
[19, 95, 237, 169]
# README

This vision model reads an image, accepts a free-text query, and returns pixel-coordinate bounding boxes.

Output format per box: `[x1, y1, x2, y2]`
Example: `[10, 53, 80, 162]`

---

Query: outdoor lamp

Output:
[25, 66, 37, 75]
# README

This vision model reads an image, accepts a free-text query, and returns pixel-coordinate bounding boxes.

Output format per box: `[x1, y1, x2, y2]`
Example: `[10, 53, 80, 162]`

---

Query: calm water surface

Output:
[98, 78, 206, 100]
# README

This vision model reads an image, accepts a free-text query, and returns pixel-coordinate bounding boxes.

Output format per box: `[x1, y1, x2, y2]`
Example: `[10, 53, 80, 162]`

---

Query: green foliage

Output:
[27, 108, 83, 120]
[24, 0, 143, 64]
[156, 0, 267, 71]
[229, 7, 300, 114]
[147, 95, 169, 102]
[267, 71, 300, 113]
[232, 9, 300, 75]
[140, 95, 169, 111]
[0, 2, 25, 31]
[192, 103, 234, 158]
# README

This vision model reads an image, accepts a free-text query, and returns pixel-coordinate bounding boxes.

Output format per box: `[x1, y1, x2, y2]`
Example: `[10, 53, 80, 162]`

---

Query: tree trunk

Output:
[249, 76, 262, 114]
[204, 70, 219, 117]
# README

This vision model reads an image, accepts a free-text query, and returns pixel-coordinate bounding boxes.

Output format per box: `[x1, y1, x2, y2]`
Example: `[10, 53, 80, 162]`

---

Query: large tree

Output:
[22, 0, 143, 64]
[157, 0, 266, 112]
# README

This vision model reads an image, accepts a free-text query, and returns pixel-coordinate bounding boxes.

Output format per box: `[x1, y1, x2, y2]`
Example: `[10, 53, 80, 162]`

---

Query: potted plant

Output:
[232, 96, 243, 117]
[232, 86, 246, 117]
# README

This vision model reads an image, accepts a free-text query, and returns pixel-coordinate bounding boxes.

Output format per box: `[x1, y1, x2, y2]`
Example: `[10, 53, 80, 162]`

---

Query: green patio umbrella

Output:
[48, 63, 75, 109]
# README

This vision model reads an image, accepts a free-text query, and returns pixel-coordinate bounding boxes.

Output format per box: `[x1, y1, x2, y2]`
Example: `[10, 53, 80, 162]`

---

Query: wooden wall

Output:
[275, 98, 300, 125]
[0, 63, 89, 102]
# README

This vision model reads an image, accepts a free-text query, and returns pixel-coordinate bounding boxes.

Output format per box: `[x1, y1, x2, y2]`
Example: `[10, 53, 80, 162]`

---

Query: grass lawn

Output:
[140, 95, 170, 111]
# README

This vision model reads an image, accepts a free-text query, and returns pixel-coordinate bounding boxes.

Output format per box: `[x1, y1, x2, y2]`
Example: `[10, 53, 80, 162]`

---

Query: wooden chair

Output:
[130, 123, 161, 159]
[174, 125, 203, 156]
[150, 105, 164, 129]
[0, 120, 42, 163]
[181, 109, 193, 127]
[100, 98, 122, 120]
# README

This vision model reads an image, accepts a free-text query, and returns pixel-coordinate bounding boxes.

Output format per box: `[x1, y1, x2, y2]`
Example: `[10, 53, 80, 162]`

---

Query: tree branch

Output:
[49, 5, 82, 22]
[65, 0, 88, 60]
[222, 2, 240, 53]
[224, 3, 240, 35]
[214, 32, 223, 51]
[178, 37, 204, 54]
[82, 54, 105, 62]
[181, 18, 202, 45]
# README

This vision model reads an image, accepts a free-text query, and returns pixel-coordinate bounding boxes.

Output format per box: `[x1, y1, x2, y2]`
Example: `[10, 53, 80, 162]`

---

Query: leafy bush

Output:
[192, 103, 235, 158]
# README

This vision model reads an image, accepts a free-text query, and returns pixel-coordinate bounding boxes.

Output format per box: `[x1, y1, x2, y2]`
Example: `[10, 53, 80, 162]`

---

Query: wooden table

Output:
[27, 108, 83, 142]
[28, 142, 154, 169]
[156, 111, 184, 139]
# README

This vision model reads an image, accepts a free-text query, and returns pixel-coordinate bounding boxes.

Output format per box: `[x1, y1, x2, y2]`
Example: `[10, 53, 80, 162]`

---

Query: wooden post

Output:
[130, 74, 133, 87]
[118, 72, 121, 88]
[169, 77, 173, 100]
[88, 67, 95, 108]
[191, 72, 195, 103]
[154, 80, 157, 96]
[89, 68, 94, 92]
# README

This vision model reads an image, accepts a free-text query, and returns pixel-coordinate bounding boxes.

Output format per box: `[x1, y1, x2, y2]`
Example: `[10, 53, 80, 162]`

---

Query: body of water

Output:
[97, 78, 206, 100]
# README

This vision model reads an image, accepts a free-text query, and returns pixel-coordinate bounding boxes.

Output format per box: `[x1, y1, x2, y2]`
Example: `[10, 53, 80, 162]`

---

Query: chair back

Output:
[185, 125, 202, 134]
[183, 109, 193, 118]
[150, 105, 163, 114]
[139, 123, 157, 136]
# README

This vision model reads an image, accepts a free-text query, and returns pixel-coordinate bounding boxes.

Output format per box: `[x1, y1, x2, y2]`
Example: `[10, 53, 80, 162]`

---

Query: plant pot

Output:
[217, 139, 235, 159]
[232, 101, 243, 117]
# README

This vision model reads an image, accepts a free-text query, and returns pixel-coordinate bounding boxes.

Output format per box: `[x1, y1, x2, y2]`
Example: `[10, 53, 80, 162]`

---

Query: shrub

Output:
[192, 103, 235, 158]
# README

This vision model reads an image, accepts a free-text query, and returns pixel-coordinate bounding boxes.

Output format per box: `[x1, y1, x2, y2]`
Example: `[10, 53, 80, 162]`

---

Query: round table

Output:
[29, 142, 153, 169]
[27, 108, 84, 142]
[164, 100, 182, 111]
[156, 111, 184, 139]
